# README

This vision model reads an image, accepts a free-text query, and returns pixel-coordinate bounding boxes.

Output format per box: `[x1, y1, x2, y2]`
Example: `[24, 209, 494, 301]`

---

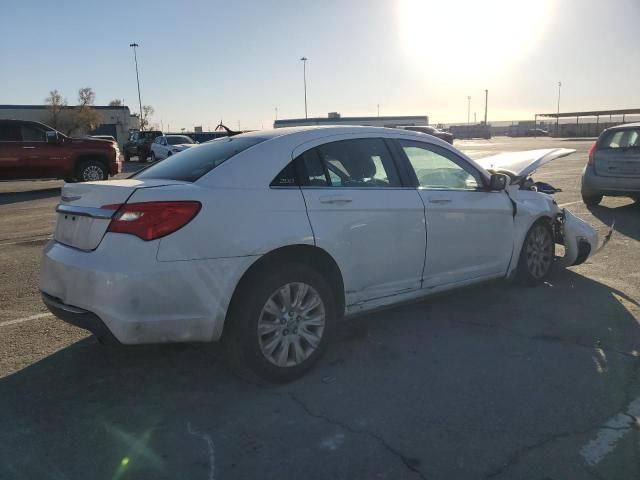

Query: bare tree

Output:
[108, 99, 122, 107]
[74, 87, 102, 134]
[140, 105, 155, 131]
[44, 90, 67, 129]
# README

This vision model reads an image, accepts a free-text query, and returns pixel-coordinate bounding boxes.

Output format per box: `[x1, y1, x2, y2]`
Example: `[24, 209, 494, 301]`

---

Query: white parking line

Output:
[0, 312, 52, 327]
[558, 200, 583, 208]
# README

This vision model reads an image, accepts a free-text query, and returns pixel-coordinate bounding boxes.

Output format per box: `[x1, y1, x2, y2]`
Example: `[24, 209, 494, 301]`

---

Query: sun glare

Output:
[397, 0, 554, 80]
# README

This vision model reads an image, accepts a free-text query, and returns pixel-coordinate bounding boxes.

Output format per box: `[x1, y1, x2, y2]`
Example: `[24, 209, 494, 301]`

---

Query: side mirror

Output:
[488, 173, 509, 191]
[46, 131, 61, 144]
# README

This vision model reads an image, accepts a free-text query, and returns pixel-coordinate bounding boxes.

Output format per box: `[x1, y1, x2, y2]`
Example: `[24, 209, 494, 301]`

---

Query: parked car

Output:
[400, 125, 454, 144]
[581, 122, 640, 206]
[524, 129, 549, 137]
[150, 135, 197, 162]
[123, 130, 162, 162]
[0, 119, 122, 182]
[41, 126, 601, 382]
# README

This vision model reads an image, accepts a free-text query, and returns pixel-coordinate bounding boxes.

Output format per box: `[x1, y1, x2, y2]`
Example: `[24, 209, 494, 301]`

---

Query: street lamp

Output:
[129, 43, 144, 131]
[300, 57, 308, 119]
[275, 107, 278, 121]
[556, 81, 562, 136]
[467, 96, 471, 125]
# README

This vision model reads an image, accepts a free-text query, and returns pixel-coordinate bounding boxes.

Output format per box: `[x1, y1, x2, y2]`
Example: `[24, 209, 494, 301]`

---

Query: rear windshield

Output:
[134, 135, 268, 182]
[600, 129, 640, 149]
[167, 135, 193, 145]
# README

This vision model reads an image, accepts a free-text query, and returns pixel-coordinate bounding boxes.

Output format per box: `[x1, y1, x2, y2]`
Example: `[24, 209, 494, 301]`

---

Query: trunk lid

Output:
[594, 148, 640, 177]
[475, 148, 575, 178]
[54, 179, 187, 250]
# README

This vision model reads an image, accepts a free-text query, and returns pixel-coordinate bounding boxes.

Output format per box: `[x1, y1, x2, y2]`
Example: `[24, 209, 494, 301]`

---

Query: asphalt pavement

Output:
[1, 137, 639, 480]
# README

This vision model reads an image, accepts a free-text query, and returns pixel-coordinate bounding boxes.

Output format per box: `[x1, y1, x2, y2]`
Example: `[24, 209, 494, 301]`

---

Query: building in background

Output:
[274, 112, 428, 129]
[0, 105, 137, 147]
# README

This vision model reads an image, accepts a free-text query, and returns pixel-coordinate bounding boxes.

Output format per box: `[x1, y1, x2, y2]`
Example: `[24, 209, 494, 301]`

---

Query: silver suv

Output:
[581, 123, 640, 206]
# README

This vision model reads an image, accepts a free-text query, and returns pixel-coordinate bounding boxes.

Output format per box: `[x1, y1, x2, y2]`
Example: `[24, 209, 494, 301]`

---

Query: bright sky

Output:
[1, 0, 638, 130]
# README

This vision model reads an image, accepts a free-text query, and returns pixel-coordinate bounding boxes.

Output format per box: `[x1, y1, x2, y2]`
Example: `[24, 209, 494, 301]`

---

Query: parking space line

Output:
[558, 201, 583, 208]
[0, 312, 52, 327]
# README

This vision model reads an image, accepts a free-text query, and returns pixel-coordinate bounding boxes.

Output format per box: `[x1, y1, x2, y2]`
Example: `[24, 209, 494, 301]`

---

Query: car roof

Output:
[607, 122, 640, 131]
[237, 125, 440, 142]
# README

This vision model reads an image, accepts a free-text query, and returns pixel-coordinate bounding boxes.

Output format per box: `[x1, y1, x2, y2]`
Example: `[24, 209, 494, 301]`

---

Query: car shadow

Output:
[589, 200, 640, 242]
[1, 269, 639, 479]
[0, 187, 61, 206]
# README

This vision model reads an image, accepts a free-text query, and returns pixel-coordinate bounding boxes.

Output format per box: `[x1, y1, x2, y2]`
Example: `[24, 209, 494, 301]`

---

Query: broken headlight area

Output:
[555, 209, 604, 267]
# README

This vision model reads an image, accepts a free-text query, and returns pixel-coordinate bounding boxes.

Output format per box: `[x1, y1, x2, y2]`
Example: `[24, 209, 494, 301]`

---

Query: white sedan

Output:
[150, 134, 196, 162]
[40, 126, 602, 381]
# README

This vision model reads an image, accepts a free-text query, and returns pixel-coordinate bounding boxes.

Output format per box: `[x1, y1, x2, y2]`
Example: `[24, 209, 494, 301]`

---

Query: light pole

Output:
[467, 96, 471, 125]
[300, 57, 308, 119]
[129, 43, 144, 131]
[377, 104, 380, 117]
[484, 89, 488, 124]
[275, 107, 278, 121]
[556, 81, 562, 136]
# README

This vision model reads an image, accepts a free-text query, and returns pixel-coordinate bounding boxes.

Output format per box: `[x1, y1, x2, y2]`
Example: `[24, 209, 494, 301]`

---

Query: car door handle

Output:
[22, 146, 36, 149]
[428, 198, 451, 204]
[319, 195, 353, 204]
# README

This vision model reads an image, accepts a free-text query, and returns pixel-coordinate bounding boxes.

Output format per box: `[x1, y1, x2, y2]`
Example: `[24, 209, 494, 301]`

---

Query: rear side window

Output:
[601, 129, 640, 149]
[0, 123, 21, 141]
[135, 136, 268, 182]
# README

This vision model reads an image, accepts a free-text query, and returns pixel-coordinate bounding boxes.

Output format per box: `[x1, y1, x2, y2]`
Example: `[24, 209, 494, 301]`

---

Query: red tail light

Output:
[587, 142, 597, 166]
[104, 201, 201, 241]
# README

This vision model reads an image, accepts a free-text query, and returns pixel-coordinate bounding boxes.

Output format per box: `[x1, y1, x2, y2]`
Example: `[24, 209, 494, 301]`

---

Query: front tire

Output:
[224, 263, 336, 382]
[515, 220, 554, 285]
[77, 160, 108, 182]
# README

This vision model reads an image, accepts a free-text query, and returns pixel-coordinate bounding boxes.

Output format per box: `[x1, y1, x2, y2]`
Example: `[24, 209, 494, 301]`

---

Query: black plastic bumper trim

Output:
[41, 292, 121, 345]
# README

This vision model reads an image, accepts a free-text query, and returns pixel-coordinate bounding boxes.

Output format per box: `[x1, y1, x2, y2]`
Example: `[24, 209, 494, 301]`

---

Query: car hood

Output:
[475, 148, 575, 178]
[172, 144, 195, 150]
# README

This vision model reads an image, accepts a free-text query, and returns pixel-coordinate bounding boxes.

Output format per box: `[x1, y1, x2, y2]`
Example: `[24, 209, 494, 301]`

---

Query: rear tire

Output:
[77, 160, 108, 182]
[224, 263, 336, 383]
[515, 220, 555, 286]
[582, 193, 602, 207]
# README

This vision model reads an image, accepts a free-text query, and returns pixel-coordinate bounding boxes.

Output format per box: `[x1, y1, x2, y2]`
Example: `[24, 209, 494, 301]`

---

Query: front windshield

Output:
[166, 135, 194, 145]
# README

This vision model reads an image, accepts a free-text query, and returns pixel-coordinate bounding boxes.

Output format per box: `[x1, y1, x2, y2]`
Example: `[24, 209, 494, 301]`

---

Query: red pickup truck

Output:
[0, 119, 122, 182]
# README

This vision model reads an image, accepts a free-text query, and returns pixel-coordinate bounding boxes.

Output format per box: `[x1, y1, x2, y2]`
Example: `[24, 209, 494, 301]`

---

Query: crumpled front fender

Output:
[557, 208, 603, 266]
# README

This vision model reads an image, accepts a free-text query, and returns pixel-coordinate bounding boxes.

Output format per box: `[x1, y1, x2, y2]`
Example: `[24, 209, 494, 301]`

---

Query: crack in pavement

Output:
[483, 424, 632, 480]
[287, 392, 429, 480]
[450, 317, 640, 360]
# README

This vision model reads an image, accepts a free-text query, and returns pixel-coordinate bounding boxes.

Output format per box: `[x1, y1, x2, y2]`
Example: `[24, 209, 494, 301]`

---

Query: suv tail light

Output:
[104, 201, 201, 241]
[587, 142, 597, 166]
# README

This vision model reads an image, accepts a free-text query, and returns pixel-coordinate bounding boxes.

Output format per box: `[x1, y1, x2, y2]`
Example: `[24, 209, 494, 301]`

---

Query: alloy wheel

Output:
[525, 224, 553, 279]
[82, 165, 104, 182]
[257, 282, 326, 367]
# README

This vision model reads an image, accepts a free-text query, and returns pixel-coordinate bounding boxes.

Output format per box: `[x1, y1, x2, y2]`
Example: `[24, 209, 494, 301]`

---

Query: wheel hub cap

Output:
[257, 282, 326, 367]
[526, 225, 553, 279]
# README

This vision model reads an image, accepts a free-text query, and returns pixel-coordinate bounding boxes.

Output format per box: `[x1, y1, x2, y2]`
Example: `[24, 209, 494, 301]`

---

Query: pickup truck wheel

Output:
[77, 160, 108, 182]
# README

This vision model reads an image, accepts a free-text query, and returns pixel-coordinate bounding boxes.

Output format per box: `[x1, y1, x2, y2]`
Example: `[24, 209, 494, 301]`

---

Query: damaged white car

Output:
[40, 127, 604, 381]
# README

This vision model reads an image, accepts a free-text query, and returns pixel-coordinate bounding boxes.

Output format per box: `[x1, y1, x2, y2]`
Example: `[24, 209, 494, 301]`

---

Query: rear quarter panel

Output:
[125, 184, 314, 261]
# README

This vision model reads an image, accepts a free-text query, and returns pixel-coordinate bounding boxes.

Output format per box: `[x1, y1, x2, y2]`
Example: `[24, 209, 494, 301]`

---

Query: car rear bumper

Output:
[42, 292, 121, 345]
[582, 165, 640, 197]
[39, 235, 256, 345]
